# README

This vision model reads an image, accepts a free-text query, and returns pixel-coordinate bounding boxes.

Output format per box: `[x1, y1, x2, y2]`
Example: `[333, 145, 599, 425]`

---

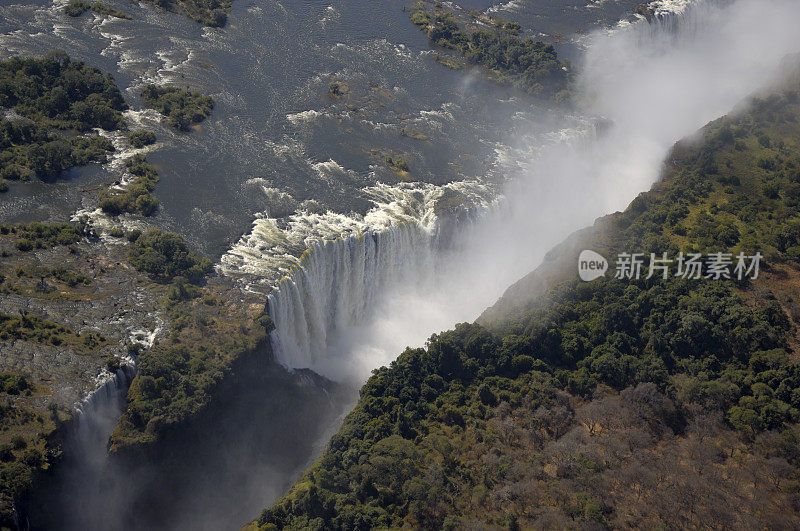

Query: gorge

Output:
[2, 0, 800, 529]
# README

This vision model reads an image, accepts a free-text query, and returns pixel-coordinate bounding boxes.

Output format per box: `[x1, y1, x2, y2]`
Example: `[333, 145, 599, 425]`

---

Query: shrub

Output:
[140, 85, 214, 131]
[0, 373, 30, 395]
[64, 0, 91, 16]
[128, 130, 156, 148]
[127, 229, 212, 284]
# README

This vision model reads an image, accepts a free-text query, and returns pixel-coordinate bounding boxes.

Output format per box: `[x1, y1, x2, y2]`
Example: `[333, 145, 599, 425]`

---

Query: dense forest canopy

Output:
[127, 228, 213, 284]
[0, 52, 126, 190]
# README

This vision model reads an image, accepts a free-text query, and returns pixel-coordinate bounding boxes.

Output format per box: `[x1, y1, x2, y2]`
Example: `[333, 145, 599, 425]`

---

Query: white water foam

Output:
[220, 179, 498, 288]
[287, 109, 323, 124]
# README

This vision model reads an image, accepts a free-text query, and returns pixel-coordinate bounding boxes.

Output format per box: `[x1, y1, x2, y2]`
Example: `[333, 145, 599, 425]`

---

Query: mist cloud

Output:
[319, 0, 800, 382]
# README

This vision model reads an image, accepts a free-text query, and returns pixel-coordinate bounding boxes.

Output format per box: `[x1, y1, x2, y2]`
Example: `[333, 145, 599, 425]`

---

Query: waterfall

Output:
[219, 177, 500, 381]
[18, 364, 136, 530]
[631, 0, 727, 45]
[71, 364, 136, 466]
[267, 222, 438, 375]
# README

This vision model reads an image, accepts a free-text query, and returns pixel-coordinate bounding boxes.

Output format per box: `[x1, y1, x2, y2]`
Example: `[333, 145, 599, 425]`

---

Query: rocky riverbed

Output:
[0, 234, 163, 408]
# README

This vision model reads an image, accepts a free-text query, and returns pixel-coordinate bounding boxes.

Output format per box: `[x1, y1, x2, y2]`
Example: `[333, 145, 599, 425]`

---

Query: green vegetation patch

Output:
[0, 52, 126, 131]
[64, 1, 131, 19]
[399, 127, 429, 141]
[0, 389, 63, 528]
[410, 3, 569, 98]
[0, 264, 92, 300]
[385, 155, 409, 173]
[98, 154, 160, 216]
[0, 311, 108, 353]
[127, 228, 212, 284]
[0, 221, 87, 252]
[0, 374, 31, 396]
[0, 52, 126, 188]
[143, 0, 232, 27]
[101, 230, 271, 452]
[434, 53, 464, 70]
[127, 129, 156, 148]
[111, 314, 266, 449]
[140, 84, 214, 131]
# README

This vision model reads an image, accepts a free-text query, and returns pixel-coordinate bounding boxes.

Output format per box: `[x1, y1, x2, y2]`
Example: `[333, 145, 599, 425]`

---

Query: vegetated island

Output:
[140, 84, 215, 132]
[65, 0, 230, 26]
[142, 0, 232, 27]
[0, 52, 127, 195]
[98, 154, 160, 216]
[128, 129, 156, 148]
[409, 2, 570, 100]
[108, 226, 273, 451]
[64, 1, 131, 19]
[253, 83, 800, 527]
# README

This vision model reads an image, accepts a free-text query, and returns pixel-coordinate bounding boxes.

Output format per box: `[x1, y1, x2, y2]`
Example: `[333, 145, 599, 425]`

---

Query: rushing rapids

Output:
[218, 180, 499, 288]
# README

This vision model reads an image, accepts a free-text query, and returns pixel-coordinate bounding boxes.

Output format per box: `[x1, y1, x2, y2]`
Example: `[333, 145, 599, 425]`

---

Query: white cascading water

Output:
[259, 0, 800, 384]
[267, 223, 436, 373]
[72, 365, 136, 466]
[11, 365, 135, 529]
[221, 177, 500, 381]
